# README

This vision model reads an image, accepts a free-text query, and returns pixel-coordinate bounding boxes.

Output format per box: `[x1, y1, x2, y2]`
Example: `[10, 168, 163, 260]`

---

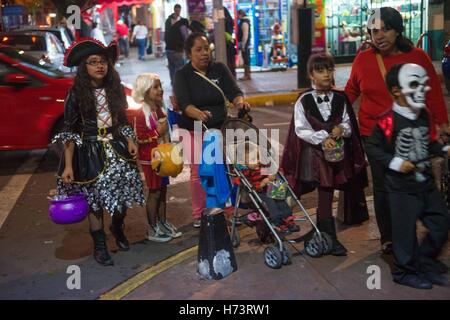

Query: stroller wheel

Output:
[231, 229, 240, 248]
[321, 232, 333, 255]
[304, 232, 324, 258]
[264, 245, 283, 269]
[281, 244, 292, 265]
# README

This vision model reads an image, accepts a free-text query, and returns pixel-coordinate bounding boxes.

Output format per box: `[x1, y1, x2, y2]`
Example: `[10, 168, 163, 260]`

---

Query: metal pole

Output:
[297, 6, 312, 88]
[213, 0, 227, 64]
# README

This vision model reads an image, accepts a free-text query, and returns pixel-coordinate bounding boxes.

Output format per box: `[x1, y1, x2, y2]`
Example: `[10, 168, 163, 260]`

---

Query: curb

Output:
[245, 71, 445, 107]
[245, 91, 300, 107]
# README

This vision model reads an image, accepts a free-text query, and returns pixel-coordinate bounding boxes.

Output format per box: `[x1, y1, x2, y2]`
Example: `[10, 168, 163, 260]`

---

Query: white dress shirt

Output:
[294, 90, 352, 145]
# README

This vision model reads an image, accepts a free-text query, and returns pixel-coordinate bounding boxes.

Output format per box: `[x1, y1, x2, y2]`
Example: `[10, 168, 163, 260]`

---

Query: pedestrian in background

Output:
[132, 20, 149, 61]
[164, 4, 189, 86]
[237, 9, 251, 81]
[116, 19, 130, 58]
[91, 22, 106, 46]
[224, 7, 237, 78]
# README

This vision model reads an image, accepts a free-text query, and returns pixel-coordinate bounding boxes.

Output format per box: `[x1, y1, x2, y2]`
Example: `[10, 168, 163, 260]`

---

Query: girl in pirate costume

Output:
[281, 53, 367, 256]
[53, 38, 145, 266]
[132, 73, 182, 242]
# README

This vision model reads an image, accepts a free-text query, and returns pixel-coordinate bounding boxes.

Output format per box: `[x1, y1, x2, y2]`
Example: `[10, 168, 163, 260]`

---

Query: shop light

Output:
[49, 13, 57, 18]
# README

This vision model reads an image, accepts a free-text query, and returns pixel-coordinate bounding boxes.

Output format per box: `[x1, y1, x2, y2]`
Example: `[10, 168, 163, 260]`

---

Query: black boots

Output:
[90, 230, 114, 266]
[318, 217, 348, 256]
[109, 221, 130, 251]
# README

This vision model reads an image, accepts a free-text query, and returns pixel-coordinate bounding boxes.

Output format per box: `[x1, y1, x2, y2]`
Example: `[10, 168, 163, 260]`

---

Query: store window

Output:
[325, 0, 426, 59]
[325, 0, 369, 57]
[370, 0, 425, 45]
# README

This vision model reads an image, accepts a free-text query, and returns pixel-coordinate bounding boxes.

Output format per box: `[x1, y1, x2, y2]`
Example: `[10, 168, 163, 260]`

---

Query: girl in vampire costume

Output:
[281, 53, 368, 256]
[52, 38, 145, 266]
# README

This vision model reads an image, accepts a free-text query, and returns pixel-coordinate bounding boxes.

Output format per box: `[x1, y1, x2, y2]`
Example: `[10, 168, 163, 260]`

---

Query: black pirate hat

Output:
[64, 37, 118, 67]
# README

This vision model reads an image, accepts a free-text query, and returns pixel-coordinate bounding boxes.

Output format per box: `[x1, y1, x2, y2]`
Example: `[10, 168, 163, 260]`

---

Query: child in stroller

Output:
[233, 143, 300, 236]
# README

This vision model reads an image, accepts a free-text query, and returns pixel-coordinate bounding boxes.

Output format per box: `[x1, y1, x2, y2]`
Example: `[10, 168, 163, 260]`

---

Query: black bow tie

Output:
[317, 95, 330, 104]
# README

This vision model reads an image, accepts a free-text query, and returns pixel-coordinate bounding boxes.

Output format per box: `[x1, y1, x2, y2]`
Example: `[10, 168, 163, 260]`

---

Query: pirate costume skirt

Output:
[54, 131, 145, 215]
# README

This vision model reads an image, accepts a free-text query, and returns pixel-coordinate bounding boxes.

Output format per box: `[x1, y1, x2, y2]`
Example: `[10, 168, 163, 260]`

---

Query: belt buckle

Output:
[98, 127, 107, 136]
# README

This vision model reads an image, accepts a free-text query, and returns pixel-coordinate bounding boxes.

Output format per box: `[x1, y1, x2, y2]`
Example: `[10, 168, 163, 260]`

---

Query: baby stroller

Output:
[220, 118, 334, 269]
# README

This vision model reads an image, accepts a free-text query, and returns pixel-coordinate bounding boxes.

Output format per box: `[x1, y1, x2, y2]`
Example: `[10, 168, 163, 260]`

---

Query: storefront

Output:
[221, 0, 428, 66]
[325, 0, 427, 62]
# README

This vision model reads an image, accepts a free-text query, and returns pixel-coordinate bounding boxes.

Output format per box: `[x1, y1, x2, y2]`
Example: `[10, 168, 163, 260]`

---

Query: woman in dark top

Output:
[173, 33, 250, 227]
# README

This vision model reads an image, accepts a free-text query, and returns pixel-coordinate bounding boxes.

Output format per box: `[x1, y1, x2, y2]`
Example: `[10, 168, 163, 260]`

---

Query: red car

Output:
[0, 45, 141, 151]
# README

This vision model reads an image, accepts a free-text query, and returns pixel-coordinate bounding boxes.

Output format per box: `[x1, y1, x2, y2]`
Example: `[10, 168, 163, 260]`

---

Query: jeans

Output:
[137, 38, 147, 59]
[241, 47, 251, 67]
[118, 37, 129, 58]
[166, 50, 184, 86]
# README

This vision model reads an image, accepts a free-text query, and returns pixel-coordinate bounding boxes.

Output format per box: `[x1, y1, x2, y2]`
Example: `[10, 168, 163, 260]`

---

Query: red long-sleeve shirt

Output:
[345, 47, 448, 136]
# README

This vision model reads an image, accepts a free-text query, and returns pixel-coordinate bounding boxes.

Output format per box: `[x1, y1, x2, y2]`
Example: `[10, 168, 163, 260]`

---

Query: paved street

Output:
[0, 47, 449, 300]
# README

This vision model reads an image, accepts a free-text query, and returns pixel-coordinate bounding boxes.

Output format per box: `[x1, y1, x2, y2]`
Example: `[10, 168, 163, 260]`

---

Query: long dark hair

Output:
[72, 54, 126, 124]
[368, 7, 414, 53]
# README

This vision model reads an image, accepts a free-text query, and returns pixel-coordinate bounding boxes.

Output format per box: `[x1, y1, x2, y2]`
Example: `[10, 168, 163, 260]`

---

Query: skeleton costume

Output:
[365, 63, 450, 284]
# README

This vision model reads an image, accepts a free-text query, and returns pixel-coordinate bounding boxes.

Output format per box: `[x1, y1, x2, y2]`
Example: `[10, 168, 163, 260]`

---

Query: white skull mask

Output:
[398, 63, 431, 110]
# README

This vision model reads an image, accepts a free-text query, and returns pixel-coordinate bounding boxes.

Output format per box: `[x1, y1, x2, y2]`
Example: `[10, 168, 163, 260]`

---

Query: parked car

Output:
[14, 25, 75, 50]
[0, 31, 70, 72]
[443, 40, 450, 94]
[0, 45, 141, 151]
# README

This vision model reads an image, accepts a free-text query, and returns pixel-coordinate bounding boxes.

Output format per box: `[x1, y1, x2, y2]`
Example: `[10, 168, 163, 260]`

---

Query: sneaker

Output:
[146, 224, 172, 242]
[193, 219, 201, 228]
[159, 221, 182, 238]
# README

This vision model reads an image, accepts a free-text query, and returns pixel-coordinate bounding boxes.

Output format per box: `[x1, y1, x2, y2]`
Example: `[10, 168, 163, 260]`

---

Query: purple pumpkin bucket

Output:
[48, 193, 89, 224]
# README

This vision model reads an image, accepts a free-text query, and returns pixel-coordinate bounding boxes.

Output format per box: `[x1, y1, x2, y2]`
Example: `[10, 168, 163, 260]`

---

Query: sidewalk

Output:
[100, 197, 450, 300]
[117, 47, 444, 107]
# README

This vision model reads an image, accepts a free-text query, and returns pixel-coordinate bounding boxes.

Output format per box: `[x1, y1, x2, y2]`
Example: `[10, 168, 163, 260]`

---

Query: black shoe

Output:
[331, 239, 348, 256]
[109, 223, 130, 251]
[91, 230, 114, 266]
[287, 223, 300, 233]
[318, 218, 347, 256]
[421, 271, 449, 286]
[394, 274, 433, 289]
